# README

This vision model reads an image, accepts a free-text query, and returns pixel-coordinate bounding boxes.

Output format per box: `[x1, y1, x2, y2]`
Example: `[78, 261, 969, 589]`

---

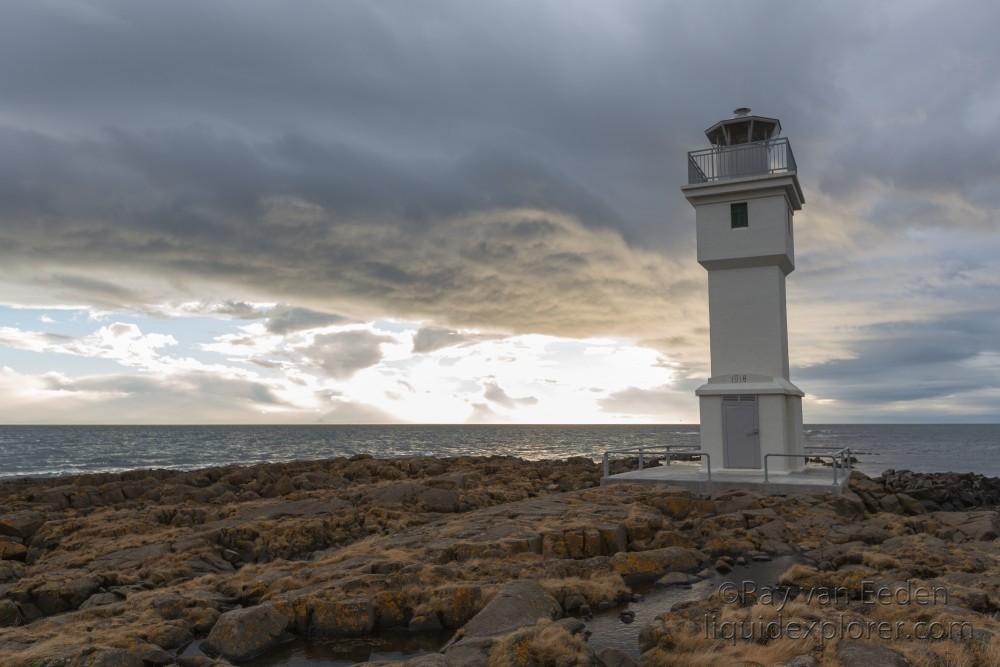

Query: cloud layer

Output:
[0, 1, 997, 422]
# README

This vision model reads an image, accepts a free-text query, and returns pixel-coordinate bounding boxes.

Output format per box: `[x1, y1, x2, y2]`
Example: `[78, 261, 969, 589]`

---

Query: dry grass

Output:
[640, 601, 816, 667]
[540, 574, 627, 607]
[487, 620, 593, 667]
[861, 551, 902, 571]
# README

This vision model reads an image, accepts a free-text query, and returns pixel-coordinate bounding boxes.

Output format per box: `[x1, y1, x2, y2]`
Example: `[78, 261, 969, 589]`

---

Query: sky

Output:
[0, 0, 997, 424]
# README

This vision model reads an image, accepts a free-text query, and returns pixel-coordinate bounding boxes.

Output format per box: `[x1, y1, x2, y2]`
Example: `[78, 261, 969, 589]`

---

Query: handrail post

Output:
[705, 453, 711, 482]
[602, 452, 609, 479]
[764, 455, 769, 483]
[832, 454, 839, 486]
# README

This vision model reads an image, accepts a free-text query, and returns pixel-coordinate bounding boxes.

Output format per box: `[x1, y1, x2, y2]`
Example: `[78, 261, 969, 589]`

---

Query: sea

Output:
[0, 424, 997, 480]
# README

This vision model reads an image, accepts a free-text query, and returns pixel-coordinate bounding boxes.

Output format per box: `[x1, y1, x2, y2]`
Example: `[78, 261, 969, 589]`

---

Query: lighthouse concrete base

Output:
[601, 464, 851, 496]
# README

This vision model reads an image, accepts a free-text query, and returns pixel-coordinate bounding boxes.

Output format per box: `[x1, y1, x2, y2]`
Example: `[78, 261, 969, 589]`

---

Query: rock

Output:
[443, 580, 560, 664]
[895, 493, 925, 515]
[962, 590, 992, 613]
[598, 647, 638, 667]
[80, 592, 122, 609]
[310, 596, 376, 637]
[931, 511, 999, 541]
[555, 617, 586, 635]
[203, 603, 291, 662]
[403, 655, 452, 666]
[835, 640, 911, 667]
[619, 609, 636, 623]
[0, 560, 24, 583]
[655, 572, 693, 588]
[130, 644, 175, 666]
[902, 647, 949, 667]
[409, 613, 443, 632]
[828, 491, 865, 519]
[2, 460, 999, 667]
[0, 541, 27, 561]
[371, 482, 461, 513]
[273, 475, 295, 496]
[456, 580, 560, 639]
[0, 599, 21, 626]
[610, 547, 704, 584]
[878, 494, 903, 514]
[783, 656, 819, 667]
[714, 559, 731, 573]
[0, 511, 45, 539]
[143, 621, 193, 650]
[82, 649, 146, 667]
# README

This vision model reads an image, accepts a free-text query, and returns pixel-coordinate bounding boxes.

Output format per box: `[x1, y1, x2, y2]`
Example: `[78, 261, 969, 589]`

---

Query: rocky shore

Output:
[1, 457, 998, 666]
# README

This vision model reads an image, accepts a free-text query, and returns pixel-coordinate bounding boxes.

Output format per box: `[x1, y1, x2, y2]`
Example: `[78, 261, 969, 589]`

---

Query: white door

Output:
[723, 396, 760, 469]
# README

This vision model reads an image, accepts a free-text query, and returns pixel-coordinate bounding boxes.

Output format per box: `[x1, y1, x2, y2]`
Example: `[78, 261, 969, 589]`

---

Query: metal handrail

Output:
[687, 137, 796, 184]
[764, 448, 851, 485]
[804, 446, 853, 471]
[602, 447, 710, 481]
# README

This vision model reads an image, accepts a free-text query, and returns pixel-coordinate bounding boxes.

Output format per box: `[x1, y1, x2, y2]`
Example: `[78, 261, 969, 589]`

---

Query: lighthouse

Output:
[681, 108, 806, 474]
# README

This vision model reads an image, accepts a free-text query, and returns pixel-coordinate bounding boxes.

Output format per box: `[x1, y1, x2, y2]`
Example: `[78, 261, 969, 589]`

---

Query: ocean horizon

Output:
[2, 423, 997, 480]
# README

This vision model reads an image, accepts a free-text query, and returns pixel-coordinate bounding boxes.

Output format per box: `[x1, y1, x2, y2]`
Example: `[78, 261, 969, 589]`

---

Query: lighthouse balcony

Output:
[688, 137, 797, 184]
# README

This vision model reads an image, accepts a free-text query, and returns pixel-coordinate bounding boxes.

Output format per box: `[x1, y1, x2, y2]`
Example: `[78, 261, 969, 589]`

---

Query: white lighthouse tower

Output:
[681, 108, 806, 475]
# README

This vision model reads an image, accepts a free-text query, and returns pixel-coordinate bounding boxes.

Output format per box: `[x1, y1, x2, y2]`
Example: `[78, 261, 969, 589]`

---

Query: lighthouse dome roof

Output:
[704, 108, 781, 146]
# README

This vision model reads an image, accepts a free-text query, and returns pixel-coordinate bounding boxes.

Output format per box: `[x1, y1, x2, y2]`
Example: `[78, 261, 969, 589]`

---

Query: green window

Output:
[731, 202, 748, 229]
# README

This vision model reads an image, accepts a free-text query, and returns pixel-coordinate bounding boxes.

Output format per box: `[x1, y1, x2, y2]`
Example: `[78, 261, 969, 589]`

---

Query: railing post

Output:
[704, 454, 711, 482]
[638, 448, 644, 470]
[832, 455, 839, 485]
[602, 452, 609, 479]
[764, 455, 769, 483]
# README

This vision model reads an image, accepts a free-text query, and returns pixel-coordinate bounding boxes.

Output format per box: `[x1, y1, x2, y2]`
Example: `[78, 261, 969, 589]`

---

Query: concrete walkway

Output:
[601, 463, 850, 495]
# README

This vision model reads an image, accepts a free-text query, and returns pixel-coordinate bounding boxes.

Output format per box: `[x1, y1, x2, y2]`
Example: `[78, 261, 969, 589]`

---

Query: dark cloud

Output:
[412, 326, 499, 353]
[265, 306, 348, 335]
[482, 380, 537, 408]
[796, 312, 1000, 404]
[301, 330, 392, 379]
[412, 327, 469, 354]
[210, 301, 262, 319]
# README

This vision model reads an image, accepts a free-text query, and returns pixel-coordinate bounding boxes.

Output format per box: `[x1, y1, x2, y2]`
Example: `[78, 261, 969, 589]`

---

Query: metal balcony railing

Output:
[687, 137, 797, 184]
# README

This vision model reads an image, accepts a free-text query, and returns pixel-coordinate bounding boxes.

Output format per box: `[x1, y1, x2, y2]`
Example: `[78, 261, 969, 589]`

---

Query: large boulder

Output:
[458, 580, 560, 638]
[203, 603, 291, 661]
[0, 511, 45, 540]
[444, 580, 561, 665]
[610, 547, 705, 583]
